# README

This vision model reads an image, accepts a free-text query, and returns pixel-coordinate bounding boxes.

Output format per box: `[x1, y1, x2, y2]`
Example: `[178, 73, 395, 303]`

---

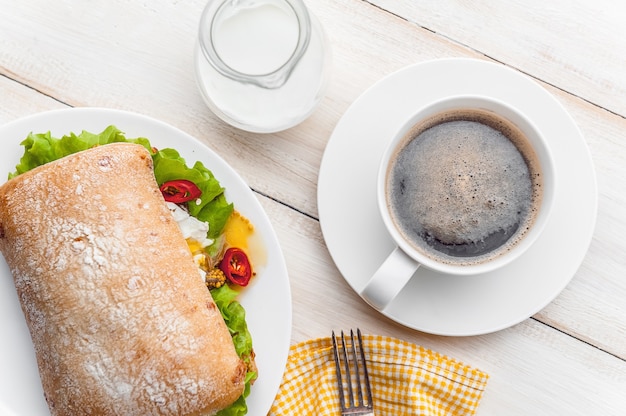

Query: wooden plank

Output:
[0, 77, 67, 125]
[0, 0, 624, 381]
[368, 0, 626, 116]
[532, 88, 626, 357]
[1, 0, 625, 413]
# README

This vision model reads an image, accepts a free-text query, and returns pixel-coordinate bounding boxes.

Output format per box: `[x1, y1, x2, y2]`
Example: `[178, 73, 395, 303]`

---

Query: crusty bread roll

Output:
[0, 143, 246, 415]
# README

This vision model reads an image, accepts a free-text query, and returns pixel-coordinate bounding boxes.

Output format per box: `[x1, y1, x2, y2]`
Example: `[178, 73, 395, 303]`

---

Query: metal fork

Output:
[332, 329, 375, 416]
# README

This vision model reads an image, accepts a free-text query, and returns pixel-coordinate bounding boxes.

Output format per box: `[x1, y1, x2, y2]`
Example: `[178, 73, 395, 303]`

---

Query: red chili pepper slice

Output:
[160, 180, 202, 203]
[219, 248, 253, 286]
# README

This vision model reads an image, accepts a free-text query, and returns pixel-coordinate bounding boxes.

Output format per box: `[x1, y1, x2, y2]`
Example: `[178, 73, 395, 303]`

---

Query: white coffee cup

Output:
[360, 95, 556, 311]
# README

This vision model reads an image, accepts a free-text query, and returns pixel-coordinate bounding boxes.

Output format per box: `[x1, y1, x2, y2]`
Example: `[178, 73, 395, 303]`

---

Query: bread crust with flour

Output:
[0, 143, 246, 415]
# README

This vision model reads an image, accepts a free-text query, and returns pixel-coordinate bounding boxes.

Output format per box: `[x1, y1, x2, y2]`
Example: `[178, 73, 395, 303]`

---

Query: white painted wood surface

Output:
[1, 0, 625, 414]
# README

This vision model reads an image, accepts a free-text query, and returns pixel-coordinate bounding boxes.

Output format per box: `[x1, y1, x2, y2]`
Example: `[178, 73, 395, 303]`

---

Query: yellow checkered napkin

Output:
[269, 334, 488, 416]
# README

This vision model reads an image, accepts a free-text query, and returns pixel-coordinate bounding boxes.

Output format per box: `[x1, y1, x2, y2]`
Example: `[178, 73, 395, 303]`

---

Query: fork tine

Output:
[340, 331, 355, 408]
[356, 328, 373, 407]
[332, 331, 347, 411]
[349, 330, 365, 406]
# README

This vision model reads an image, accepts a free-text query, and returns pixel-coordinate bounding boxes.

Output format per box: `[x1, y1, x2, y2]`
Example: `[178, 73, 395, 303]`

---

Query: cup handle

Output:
[359, 247, 420, 311]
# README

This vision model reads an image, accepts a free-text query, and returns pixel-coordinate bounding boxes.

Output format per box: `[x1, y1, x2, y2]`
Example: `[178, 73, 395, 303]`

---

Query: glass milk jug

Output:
[194, 0, 331, 133]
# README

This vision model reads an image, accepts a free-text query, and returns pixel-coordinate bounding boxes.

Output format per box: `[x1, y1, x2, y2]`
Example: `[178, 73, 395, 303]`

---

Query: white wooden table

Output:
[1, 0, 625, 414]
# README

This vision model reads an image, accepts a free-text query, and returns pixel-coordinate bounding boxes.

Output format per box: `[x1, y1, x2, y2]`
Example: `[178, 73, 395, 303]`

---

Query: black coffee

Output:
[386, 108, 543, 266]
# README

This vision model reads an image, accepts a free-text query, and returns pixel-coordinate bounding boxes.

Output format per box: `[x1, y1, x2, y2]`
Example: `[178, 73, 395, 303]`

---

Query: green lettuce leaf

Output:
[9, 125, 152, 178]
[151, 148, 233, 239]
[211, 284, 256, 416]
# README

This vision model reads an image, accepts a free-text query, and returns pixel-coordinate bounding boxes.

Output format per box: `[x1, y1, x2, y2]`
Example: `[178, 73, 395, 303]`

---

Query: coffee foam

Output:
[387, 108, 543, 266]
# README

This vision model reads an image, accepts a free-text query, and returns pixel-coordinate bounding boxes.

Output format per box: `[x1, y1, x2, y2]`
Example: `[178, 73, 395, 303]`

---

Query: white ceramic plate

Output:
[318, 58, 597, 336]
[0, 108, 291, 414]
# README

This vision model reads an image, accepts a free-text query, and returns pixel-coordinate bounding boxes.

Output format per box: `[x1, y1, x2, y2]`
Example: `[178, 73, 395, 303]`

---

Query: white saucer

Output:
[317, 58, 597, 336]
